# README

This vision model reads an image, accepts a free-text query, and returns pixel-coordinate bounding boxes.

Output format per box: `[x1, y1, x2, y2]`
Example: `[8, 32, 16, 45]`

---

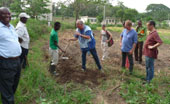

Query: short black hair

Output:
[54, 22, 61, 30]
[148, 20, 156, 27]
[54, 22, 60, 27]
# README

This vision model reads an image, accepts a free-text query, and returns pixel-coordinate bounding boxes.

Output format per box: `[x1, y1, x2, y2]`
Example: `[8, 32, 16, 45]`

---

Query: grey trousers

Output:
[0, 58, 21, 104]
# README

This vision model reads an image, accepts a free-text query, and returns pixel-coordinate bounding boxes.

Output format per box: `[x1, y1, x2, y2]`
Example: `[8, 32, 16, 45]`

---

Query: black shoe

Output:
[49, 65, 56, 74]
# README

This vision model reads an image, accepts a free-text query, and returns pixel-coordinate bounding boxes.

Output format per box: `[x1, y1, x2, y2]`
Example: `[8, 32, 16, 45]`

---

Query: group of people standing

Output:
[0, 6, 163, 104]
[0, 7, 30, 104]
[120, 20, 163, 83]
[49, 19, 163, 85]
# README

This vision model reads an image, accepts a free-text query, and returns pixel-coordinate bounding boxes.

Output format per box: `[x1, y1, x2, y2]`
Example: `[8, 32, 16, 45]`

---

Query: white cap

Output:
[19, 13, 30, 18]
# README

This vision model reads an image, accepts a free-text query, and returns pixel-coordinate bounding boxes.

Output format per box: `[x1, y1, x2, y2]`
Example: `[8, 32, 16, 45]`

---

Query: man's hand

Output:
[129, 49, 133, 55]
[148, 45, 154, 49]
[62, 50, 66, 53]
[75, 32, 81, 36]
[120, 42, 122, 46]
[106, 40, 109, 43]
[19, 38, 23, 43]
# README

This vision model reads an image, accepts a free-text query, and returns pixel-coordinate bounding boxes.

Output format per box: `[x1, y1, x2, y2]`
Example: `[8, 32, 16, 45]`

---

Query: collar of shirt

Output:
[149, 30, 156, 35]
[18, 21, 26, 27]
[0, 21, 13, 28]
[125, 29, 133, 34]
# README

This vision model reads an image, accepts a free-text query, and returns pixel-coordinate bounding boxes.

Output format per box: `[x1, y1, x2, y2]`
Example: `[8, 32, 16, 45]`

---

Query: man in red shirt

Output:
[143, 21, 163, 83]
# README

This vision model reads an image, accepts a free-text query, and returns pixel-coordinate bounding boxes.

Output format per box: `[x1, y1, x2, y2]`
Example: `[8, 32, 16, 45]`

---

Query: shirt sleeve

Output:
[120, 29, 124, 37]
[16, 27, 25, 40]
[74, 34, 79, 38]
[154, 33, 163, 44]
[85, 30, 92, 36]
[133, 32, 138, 44]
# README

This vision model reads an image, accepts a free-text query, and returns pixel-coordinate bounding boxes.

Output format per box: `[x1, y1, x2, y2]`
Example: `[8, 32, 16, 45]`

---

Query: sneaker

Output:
[100, 69, 104, 73]
[81, 68, 85, 72]
[52, 71, 59, 76]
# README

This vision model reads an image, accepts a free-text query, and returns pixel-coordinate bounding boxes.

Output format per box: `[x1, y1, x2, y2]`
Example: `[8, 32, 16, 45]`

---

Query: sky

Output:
[53, 0, 170, 13]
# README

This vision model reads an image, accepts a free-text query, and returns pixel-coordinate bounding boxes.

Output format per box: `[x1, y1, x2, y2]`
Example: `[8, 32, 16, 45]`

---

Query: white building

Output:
[81, 16, 97, 24]
[38, 0, 53, 21]
[165, 20, 170, 26]
[81, 16, 118, 25]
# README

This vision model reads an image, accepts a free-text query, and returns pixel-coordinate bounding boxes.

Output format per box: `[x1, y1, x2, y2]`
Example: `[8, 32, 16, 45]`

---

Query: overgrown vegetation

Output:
[120, 70, 170, 104]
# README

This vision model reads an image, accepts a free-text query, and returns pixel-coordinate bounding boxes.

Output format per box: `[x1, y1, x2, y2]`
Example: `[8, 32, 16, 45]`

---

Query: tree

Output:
[26, 0, 50, 18]
[146, 4, 170, 22]
[10, 0, 24, 16]
[0, 0, 13, 7]
[124, 8, 138, 22]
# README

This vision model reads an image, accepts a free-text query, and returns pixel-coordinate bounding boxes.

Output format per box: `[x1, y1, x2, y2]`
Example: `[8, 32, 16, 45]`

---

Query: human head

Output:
[138, 20, 142, 27]
[147, 20, 156, 31]
[125, 20, 132, 30]
[76, 20, 84, 30]
[19, 13, 30, 24]
[54, 22, 61, 31]
[102, 24, 106, 30]
[0, 7, 11, 26]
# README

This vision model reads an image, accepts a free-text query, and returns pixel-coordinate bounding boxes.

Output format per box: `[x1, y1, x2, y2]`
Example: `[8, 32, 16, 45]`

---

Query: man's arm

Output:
[75, 32, 90, 39]
[148, 43, 162, 49]
[120, 36, 122, 46]
[148, 33, 163, 49]
[129, 43, 137, 55]
[16, 27, 24, 43]
[129, 32, 138, 54]
[54, 41, 65, 53]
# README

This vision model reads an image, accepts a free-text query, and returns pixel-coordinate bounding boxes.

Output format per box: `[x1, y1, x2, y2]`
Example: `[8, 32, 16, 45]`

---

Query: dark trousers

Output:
[20, 47, 29, 69]
[134, 41, 143, 62]
[0, 58, 21, 104]
[122, 52, 134, 72]
[82, 48, 102, 70]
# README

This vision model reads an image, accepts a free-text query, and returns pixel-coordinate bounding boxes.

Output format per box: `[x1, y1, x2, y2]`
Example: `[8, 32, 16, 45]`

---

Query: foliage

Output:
[9, 0, 51, 19]
[120, 70, 170, 104]
[146, 4, 170, 22]
[26, 0, 50, 18]
[11, 19, 51, 41]
[0, 0, 13, 7]
[10, 0, 24, 16]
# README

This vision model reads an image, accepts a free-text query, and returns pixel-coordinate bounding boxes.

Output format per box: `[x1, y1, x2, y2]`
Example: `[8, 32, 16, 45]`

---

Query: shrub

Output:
[11, 19, 51, 41]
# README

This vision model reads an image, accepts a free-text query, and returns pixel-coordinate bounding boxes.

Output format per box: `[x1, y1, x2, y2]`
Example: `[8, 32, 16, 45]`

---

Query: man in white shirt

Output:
[0, 7, 22, 104]
[16, 13, 30, 69]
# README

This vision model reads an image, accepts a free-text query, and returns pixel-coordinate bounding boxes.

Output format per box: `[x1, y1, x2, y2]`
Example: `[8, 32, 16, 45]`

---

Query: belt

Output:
[0, 56, 19, 60]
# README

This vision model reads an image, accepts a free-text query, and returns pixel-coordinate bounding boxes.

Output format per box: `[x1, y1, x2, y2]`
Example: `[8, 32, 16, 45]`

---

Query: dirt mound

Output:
[56, 51, 107, 87]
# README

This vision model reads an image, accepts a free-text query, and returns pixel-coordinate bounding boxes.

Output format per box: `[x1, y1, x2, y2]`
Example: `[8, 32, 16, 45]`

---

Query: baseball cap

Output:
[19, 13, 30, 18]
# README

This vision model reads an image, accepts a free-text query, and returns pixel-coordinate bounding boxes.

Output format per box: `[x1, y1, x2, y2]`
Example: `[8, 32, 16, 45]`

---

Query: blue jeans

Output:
[82, 48, 102, 70]
[145, 56, 155, 81]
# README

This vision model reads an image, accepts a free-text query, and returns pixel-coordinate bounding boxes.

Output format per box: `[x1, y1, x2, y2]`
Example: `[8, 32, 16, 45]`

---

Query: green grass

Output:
[120, 69, 170, 104]
[158, 29, 170, 44]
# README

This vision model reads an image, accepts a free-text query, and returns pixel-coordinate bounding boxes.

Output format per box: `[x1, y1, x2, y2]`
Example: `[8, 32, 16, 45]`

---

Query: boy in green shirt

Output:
[49, 22, 64, 75]
[135, 20, 147, 64]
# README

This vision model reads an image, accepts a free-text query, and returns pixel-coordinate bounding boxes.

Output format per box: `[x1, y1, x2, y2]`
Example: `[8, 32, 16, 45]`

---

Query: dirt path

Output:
[42, 29, 170, 104]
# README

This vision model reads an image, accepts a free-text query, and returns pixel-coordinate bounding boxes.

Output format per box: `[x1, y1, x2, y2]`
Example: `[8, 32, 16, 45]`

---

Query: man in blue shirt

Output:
[0, 7, 21, 104]
[120, 20, 138, 74]
[69, 20, 102, 71]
